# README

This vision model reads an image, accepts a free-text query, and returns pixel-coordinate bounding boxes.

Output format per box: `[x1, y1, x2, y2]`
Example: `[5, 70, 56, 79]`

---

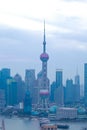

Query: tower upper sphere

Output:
[40, 53, 49, 62]
[40, 20, 49, 62]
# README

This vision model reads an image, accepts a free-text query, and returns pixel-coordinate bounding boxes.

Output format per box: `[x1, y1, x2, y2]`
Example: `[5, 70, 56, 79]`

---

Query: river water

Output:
[1, 116, 87, 130]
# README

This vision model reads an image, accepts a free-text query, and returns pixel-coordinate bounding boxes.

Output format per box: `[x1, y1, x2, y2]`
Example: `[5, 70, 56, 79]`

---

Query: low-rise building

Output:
[56, 107, 77, 120]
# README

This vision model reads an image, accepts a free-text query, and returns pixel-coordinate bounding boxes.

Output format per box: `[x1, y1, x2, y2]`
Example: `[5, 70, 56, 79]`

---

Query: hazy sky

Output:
[0, 0, 87, 84]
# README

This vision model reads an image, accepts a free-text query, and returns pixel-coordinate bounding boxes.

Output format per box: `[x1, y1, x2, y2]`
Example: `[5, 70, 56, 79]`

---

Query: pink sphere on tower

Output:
[40, 52, 49, 62]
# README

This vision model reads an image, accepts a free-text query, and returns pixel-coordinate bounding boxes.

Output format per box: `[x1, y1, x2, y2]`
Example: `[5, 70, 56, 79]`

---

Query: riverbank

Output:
[0, 116, 87, 130]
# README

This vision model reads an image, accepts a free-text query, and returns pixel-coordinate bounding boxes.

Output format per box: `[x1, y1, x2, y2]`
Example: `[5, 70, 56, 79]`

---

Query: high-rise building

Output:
[65, 77, 80, 105]
[25, 69, 36, 105]
[56, 69, 63, 87]
[1, 68, 10, 79]
[38, 21, 49, 108]
[6, 79, 17, 106]
[73, 84, 80, 103]
[25, 69, 35, 90]
[84, 63, 87, 105]
[50, 82, 56, 103]
[32, 82, 39, 105]
[75, 75, 80, 86]
[23, 90, 32, 115]
[74, 74, 80, 103]
[65, 79, 74, 104]
[54, 70, 64, 106]
[0, 68, 11, 105]
[0, 68, 11, 89]
[54, 86, 64, 106]
[14, 74, 25, 104]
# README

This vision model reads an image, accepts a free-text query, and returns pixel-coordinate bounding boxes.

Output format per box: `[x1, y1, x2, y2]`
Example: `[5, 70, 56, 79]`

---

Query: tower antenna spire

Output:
[43, 20, 46, 52]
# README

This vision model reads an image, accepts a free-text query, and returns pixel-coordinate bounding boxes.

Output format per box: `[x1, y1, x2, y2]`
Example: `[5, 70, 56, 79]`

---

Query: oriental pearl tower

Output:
[39, 21, 49, 108]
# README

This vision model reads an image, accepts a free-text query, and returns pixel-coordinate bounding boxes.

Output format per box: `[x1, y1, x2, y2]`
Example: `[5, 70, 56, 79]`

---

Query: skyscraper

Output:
[65, 79, 74, 104]
[0, 68, 11, 105]
[54, 69, 64, 106]
[23, 90, 32, 115]
[38, 21, 49, 108]
[25, 69, 36, 91]
[56, 69, 63, 87]
[1, 68, 10, 79]
[50, 82, 56, 103]
[0, 68, 10, 89]
[74, 74, 80, 103]
[75, 75, 80, 86]
[84, 63, 87, 105]
[14, 74, 25, 103]
[25, 69, 36, 104]
[7, 79, 17, 106]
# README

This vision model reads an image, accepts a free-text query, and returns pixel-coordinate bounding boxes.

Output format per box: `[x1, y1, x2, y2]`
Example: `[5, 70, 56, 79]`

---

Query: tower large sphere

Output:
[40, 52, 49, 62]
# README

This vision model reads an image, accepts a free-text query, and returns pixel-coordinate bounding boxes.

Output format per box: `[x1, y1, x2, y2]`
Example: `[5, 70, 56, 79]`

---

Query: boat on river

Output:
[57, 123, 69, 129]
[39, 118, 50, 126]
[40, 123, 57, 130]
[39, 117, 69, 129]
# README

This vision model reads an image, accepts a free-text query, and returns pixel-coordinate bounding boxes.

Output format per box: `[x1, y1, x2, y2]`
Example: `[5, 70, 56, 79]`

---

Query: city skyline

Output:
[0, 0, 87, 84]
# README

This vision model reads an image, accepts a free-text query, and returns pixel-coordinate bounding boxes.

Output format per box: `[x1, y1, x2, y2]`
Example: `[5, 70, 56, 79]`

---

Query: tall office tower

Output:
[6, 79, 17, 106]
[54, 69, 64, 106]
[1, 68, 10, 79]
[25, 69, 36, 104]
[84, 63, 87, 105]
[0, 68, 11, 105]
[25, 69, 35, 91]
[23, 90, 32, 115]
[14, 74, 25, 104]
[65, 79, 74, 104]
[74, 74, 80, 102]
[31, 79, 39, 105]
[75, 75, 80, 86]
[0, 68, 10, 89]
[38, 21, 49, 108]
[50, 82, 56, 103]
[56, 69, 63, 87]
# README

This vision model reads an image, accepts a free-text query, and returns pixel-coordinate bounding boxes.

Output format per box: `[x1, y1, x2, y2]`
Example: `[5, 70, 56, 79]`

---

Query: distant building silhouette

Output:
[65, 79, 74, 104]
[65, 77, 80, 105]
[32, 79, 39, 105]
[0, 68, 11, 106]
[56, 69, 63, 87]
[50, 81, 56, 103]
[25, 69, 36, 90]
[14, 74, 25, 104]
[0, 68, 10, 89]
[84, 63, 87, 106]
[74, 74, 80, 103]
[25, 69, 36, 104]
[54, 70, 64, 106]
[0, 68, 10, 79]
[75, 74, 80, 86]
[23, 90, 32, 115]
[6, 79, 17, 106]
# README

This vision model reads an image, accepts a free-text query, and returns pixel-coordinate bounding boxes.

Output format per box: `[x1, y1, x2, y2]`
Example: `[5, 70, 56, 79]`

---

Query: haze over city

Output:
[0, 0, 87, 84]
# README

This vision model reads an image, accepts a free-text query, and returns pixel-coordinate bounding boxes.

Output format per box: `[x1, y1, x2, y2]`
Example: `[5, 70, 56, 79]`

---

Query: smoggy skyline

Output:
[0, 0, 87, 84]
